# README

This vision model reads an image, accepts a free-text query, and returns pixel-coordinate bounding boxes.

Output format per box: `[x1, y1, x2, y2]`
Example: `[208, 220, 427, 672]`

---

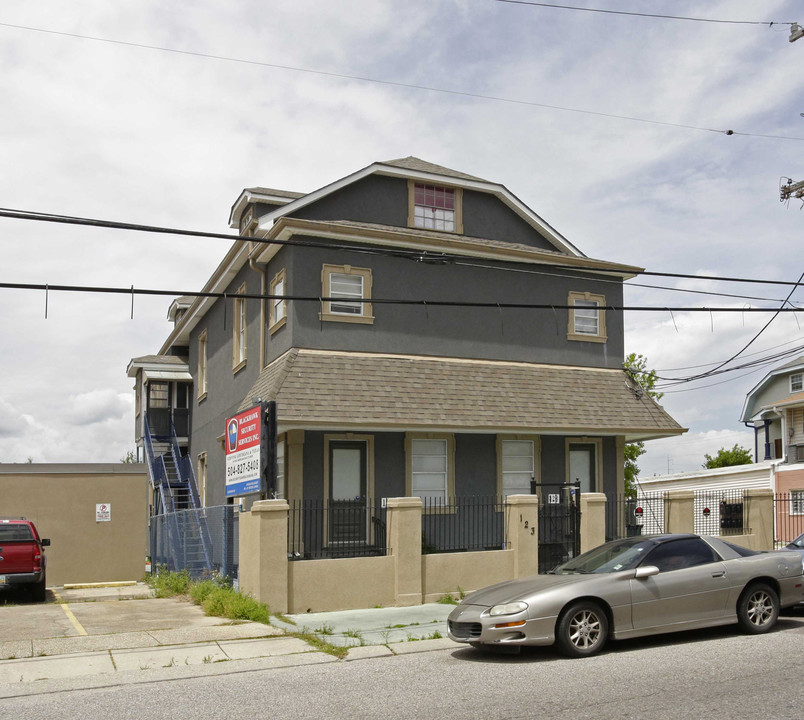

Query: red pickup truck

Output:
[0, 518, 50, 601]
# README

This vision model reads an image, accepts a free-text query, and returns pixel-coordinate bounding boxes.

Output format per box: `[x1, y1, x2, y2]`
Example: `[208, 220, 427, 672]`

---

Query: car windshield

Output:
[787, 534, 804, 549]
[551, 538, 655, 574]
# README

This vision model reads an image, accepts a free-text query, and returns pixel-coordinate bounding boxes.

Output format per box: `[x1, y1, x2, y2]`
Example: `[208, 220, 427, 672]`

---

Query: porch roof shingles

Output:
[242, 350, 683, 438]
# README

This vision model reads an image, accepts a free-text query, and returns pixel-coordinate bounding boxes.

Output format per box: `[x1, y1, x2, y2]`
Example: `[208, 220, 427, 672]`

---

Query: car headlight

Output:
[489, 601, 528, 616]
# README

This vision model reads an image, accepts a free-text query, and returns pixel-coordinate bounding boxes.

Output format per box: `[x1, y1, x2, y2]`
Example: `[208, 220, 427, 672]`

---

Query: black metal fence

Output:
[606, 493, 665, 540]
[150, 505, 239, 580]
[421, 496, 506, 554]
[694, 490, 746, 536]
[288, 499, 388, 560]
[774, 493, 804, 547]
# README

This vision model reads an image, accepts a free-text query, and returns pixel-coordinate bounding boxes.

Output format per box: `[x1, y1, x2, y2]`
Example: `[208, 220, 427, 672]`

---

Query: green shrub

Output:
[148, 568, 191, 598]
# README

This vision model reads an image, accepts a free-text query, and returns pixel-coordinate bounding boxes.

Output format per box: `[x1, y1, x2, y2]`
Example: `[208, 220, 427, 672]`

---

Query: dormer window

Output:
[409, 181, 463, 233]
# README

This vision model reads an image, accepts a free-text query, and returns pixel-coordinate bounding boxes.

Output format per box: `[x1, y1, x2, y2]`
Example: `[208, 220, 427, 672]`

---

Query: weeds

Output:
[316, 623, 334, 636]
[437, 593, 458, 605]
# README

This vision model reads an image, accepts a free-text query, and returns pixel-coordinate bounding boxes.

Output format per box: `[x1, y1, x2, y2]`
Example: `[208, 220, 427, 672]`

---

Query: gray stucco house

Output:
[128, 157, 682, 532]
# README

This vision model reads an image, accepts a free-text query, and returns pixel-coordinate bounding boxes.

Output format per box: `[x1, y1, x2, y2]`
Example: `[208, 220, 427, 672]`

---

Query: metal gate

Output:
[534, 482, 581, 573]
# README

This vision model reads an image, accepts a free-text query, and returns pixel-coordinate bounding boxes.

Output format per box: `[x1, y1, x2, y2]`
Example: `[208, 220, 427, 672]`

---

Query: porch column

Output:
[386, 497, 422, 606]
[238, 499, 289, 613]
[580, 493, 607, 553]
[664, 490, 694, 534]
[763, 420, 771, 461]
[285, 430, 304, 504]
[505, 494, 540, 578]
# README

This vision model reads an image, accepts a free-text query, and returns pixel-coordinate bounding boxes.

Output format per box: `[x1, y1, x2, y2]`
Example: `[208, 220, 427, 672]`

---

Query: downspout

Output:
[743, 421, 760, 462]
[249, 258, 267, 370]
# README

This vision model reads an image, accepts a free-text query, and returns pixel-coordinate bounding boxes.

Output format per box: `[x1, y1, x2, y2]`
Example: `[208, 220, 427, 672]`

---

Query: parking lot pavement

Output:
[0, 585, 456, 694]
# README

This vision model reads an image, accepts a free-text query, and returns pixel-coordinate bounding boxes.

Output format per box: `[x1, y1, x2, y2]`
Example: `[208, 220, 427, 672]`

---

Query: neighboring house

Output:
[741, 355, 804, 464]
[127, 157, 683, 531]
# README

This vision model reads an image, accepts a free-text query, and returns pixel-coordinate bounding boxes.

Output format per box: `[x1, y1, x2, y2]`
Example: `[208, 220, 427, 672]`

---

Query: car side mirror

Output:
[634, 565, 659, 579]
[41, 539, 50, 547]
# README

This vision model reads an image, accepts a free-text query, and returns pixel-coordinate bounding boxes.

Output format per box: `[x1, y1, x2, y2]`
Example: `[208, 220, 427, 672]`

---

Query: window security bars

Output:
[421, 496, 506, 554]
[288, 499, 388, 560]
[150, 505, 239, 581]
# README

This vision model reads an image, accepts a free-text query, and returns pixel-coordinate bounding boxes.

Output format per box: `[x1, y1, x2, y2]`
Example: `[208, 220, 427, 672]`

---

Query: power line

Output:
[3, 207, 804, 292]
[1, 280, 803, 315]
[1, 21, 802, 142]
[655, 335, 804, 372]
[493, 1, 794, 27]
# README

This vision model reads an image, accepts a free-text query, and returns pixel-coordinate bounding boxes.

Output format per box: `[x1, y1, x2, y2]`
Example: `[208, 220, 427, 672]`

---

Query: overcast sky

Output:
[1, 1, 802, 479]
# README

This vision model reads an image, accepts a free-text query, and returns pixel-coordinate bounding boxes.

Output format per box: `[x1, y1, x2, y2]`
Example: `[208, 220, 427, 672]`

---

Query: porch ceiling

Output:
[241, 349, 685, 441]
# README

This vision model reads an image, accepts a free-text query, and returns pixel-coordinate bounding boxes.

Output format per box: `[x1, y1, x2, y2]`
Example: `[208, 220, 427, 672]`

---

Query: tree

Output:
[623, 353, 663, 498]
[703, 444, 752, 469]
[120, 450, 137, 464]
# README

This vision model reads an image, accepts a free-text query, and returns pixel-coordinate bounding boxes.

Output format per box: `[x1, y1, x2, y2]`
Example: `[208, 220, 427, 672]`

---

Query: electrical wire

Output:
[1, 21, 802, 142]
[3, 207, 804, 291]
[493, 1, 795, 27]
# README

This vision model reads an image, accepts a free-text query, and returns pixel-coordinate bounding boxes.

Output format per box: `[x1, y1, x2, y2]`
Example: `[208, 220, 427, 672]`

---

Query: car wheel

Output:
[556, 601, 608, 657]
[737, 583, 779, 634]
[30, 573, 46, 603]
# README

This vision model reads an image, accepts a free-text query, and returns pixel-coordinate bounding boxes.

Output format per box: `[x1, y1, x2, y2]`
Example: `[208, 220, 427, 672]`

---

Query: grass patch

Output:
[145, 569, 270, 624]
[437, 593, 459, 605]
[292, 629, 348, 659]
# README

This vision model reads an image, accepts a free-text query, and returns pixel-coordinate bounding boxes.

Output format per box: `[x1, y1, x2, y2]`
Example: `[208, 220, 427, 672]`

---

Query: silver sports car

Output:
[447, 533, 804, 657]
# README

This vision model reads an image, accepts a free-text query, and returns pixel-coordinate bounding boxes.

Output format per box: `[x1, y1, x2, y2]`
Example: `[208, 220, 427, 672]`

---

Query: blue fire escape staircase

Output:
[144, 417, 213, 577]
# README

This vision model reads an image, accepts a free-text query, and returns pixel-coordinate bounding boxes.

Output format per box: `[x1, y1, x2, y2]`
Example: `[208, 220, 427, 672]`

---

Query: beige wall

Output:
[0, 464, 149, 586]
[422, 550, 515, 603]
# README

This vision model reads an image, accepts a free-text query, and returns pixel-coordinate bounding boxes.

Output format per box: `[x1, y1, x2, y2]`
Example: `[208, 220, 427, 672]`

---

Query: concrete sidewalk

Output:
[0, 584, 456, 697]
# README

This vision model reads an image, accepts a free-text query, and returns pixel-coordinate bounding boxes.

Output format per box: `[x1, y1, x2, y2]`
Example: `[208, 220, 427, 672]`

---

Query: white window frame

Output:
[497, 436, 539, 498]
[568, 291, 607, 343]
[197, 452, 208, 507]
[233, 284, 247, 372]
[269, 269, 287, 334]
[791, 373, 803, 393]
[320, 264, 374, 325]
[197, 329, 208, 401]
[408, 180, 463, 234]
[406, 433, 455, 506]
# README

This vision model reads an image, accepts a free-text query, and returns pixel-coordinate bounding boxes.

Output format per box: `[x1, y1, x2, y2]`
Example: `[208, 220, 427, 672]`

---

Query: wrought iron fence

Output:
[288, 499, 388, 560]
[150, 505, 239, 580]
[694, 490, 746, 536]
[774, 493, 804, 547]
[607, 493, 665, 539]
[421, 495, 506, 554]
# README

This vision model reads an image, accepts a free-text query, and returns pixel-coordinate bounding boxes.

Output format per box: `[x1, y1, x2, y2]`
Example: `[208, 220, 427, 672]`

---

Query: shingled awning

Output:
[241, 349, 684, 441]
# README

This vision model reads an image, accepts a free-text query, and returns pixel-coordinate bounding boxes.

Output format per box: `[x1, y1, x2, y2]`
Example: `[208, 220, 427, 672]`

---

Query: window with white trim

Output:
[197, 330, 208, 400]
[320, 264, 374, 324]
[792, 490, 804, 515]
[568, 291, 607, 343]
[792, 373, 803, 393]
[406, 434, 455, 503]
[270, 269, 287, 333]
[197, 452, 207, 507]
[501, 440, 535, 498]
[233, 285, 247, 371]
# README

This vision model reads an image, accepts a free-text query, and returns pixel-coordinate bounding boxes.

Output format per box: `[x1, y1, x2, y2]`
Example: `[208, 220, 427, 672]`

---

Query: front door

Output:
[328, 441, 367, 544]
[569, 444, 596, 493]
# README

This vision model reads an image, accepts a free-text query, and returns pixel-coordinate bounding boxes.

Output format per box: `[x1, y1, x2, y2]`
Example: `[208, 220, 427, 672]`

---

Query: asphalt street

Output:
[4, 614, 804, 720]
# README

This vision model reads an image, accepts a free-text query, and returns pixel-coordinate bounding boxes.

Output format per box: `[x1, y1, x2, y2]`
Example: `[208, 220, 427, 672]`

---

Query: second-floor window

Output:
[791, 373, 803, 393]
[320, 264, 374, 324]
[270, 269, 287, 333]
[198, 330, 208, 400]
[568, 291, 607, 343]
[233, 285, 247, 371]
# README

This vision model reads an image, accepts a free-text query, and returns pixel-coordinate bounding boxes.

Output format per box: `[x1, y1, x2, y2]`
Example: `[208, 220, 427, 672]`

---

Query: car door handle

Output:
[711, 570, 726, 578]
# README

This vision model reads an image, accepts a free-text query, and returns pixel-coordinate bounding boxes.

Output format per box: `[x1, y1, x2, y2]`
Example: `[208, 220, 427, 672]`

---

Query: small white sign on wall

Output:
[96, 503, 111, 522]
[547, 494, 560, 505]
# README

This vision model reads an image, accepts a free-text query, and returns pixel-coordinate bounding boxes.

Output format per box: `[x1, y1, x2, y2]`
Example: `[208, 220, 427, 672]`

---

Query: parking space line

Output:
[51, 590, 88, 636]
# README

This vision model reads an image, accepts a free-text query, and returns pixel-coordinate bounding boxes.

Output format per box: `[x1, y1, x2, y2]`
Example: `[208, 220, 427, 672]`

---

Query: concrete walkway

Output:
[0, 584, 456, 697]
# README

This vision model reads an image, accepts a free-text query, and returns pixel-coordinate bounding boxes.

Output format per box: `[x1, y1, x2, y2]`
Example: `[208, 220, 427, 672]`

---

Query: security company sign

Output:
[225, 405, 262, 497]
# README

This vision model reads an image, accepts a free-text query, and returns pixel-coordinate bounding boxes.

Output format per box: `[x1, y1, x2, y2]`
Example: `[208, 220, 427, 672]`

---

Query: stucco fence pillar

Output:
[744, 488, 774, 550]
[386, 497, 423, 606]
[664, 490, 695, 534]
[238, 499, 289, 613]
[505, 495, 540, 577]
[580, 493, 607, 553]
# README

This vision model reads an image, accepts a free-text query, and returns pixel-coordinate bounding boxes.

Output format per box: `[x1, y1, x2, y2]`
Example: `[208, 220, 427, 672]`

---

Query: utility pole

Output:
[791, 23, 804, 43]
[781, 178, 804, 203]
